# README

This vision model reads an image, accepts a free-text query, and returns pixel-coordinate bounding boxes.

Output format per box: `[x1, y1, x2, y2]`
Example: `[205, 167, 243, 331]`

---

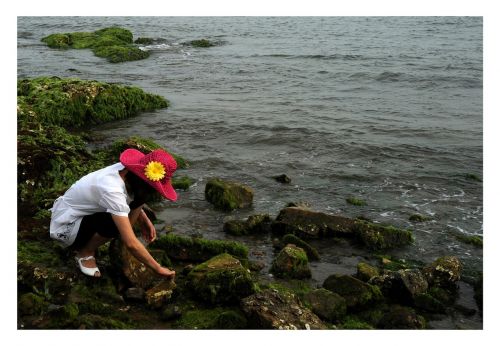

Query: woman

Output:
[49, 148, 177, 279]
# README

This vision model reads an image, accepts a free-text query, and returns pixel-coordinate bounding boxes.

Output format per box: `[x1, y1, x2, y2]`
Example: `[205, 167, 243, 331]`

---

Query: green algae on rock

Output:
[280, 233, 320, 261]
[41, 27, 150, 63]
[346, 197, 367, 206]
[186, 254, 256, 304]
[454, 233, 483, 247]
[356, 262, 380, 282]
[409, 214, 431, 222]
[223, 214, 272, 236]
[353, 220, 414, 250]
[323, 274, 383, 311]
[205, 178, 254, 211]
[302, 288, 347, 322]
[270, 244, 311, 279]
[189, 39, 216, 48]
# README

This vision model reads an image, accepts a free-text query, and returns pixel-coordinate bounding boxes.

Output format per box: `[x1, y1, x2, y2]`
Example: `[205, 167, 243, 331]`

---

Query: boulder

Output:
[186, 254, 256, 304]
[223, 214, 272, 236]
[413, 293, 446, 313]
[240, 289, 327, 329]
[303, 288, 347, 322]
[212, 311, 248, 329]
[205, 178, 254, 211]
[271, 207, 356, 238]
[369, 269, 428, 304]
[270, 244, 311, 279]
[377, 305, 426, 329]
[145, 280, 176, 309]
[323, 274, 382, 311]
[273, 174, 291, 184]
[422, 256, 462, 288]
[280, 234, 320, 261]
[356, 262, 380, 282]
[353, 221, 414, 250]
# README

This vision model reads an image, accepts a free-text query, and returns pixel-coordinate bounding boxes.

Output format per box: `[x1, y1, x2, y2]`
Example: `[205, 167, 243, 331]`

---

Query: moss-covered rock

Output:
[303, 288, 347, 322]
[223, 214, 272, 236]
[280, 233, 320, 261]
[189, 39, 215, 48]
[270, 244, 311, 279]
[150, 233, 248, 263]
[377, 305, 426, 329]
[240, 289, 327, 329]
[339, 317, 375, 329]
[273, 174, 291, 184]
[323, 274, 383, 311]
[145, 280, 176, 309]
[422, 256, 462, 288]
[186, 254, 256, 304]
[353, 220, 414, 250]
[369, 269, 428, 305]
[346, 197, 367, 206]
[465, 173, 482, 182]
[205, 178, 254, 211]
[41, 27, 150, 63]
[454, 233, 483, 247]
[409, 214, 431, 222]
[212, 311, 248, 329]
[135, 37, 155, 45]
[414, 293, 446, 313]
[356, 262, 380, 282]
[18, 293, 47, 316]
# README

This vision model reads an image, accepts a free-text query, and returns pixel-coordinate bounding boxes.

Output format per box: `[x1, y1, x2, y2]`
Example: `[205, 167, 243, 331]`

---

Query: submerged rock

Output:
[422, 256, 462, 288]
[303, 288, 347, 322]
[273, 174, 291, 184]
[240, 289, 327, 329]
[270, 244, 311, 279]
[205, 178, 254, 211]
[223, 214, 272, 236]
[186, 254, 256, 304]
[323, 274, 382, 311]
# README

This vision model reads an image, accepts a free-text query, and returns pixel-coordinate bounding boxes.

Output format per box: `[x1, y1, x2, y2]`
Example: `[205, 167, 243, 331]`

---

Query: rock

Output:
[273, 174, 291, 184]
[161, 305, 182, 321]
[377, 305, 426, 329]
[474, 274, 483, 310]
[285, 201, 311, 209]
[346, 197, 367, 206]
[270, 244, 311, 279]
[356, 262, 380, 282]
[422, 256, 462, 288]
[303, 288, 347, 322]
[240, 289, 327, 329]
[145, 280, 176, 309]
[280, 234, 320, 261]
[271, 207, 356, 238]
[223, 214, 272, 236]
[18, 293, 47, 316]
[353, 221, 414, 250]
[189, 39, 215, 47]
[414, 293, 447, 313]
[409, 214, 431, 222]
[323, 274, 382, 311]
[186, 254, 256, 304]
[124, 287, 145, 302]
[109, 239, 157, 289]
[369, 269, 428, 304]
[205, 178, 254, 211]
[212, 311, 248, 329]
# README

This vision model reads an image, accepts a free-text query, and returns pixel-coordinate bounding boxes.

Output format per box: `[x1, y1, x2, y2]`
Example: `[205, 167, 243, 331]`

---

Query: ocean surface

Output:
[17, 16, 483, 328]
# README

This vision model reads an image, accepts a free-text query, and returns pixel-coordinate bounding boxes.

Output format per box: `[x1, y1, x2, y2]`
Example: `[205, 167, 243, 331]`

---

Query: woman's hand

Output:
[157, 266, 176, 279]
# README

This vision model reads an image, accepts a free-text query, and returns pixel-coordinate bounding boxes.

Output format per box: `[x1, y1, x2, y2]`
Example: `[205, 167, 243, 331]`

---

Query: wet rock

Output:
[213, 311, 248, 329]
[346, 197, 367, 206]
[205, 178, 254, 211]
[409, 214, 431, 223]
[145, 280, 176, 309]
[161, 305, 182, 321]
[474, 273, 483, 310]
[223, 214, 272, 236]
[186, 254, 256, 304]
[280, 234, 320, 261]
[271, 207, 356, 238]
[285, 201, 311, 209]
[124, 287, 145, 302]
[240, 289, 327, 329]
[323, 274, 382, 311]
[414, 293, 447, 313]
[353, 221, 414, 250]
[109, 239, 157, 289]
[189, 39, 216, 47]
[356, 262, 380, 282]
[377, 305, 426, 329]
[422, 256, 462, 288]
[273, 174, 291, 184]
[303, 288, 347, 322]
[369, 269, 428, 304]
[270, 244, 311, 279]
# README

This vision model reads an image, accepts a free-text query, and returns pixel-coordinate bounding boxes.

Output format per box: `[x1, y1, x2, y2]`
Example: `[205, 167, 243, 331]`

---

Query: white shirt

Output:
[49, 163, 132, 247]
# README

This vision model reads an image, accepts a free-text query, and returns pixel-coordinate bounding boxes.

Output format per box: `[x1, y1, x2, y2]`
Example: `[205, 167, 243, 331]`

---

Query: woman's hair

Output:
[126, 171, 160, 205]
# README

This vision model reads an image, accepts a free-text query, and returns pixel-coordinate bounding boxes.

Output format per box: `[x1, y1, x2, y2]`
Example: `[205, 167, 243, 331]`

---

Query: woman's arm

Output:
[112, 214, 175, 278]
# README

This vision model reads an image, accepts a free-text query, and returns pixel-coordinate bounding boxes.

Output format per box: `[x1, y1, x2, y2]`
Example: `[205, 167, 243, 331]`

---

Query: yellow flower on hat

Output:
[144, 161, 166, 182]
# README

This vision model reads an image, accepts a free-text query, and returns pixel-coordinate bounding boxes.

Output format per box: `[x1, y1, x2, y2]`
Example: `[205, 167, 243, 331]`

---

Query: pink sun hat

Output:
[120, 148, 178, 201]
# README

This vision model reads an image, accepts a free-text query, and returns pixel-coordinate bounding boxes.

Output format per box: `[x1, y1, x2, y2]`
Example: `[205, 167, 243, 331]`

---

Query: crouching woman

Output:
[49, 148, 177, 279]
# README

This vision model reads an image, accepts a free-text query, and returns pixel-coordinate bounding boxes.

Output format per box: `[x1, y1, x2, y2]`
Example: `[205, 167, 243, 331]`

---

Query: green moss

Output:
[270, 244, 311, 279]
[346, 197, 367, 206]
[150, 233, 249, 262]
[135, 37, 154, 45]
[18, 293, 47, 315]
[409, 214, 431, 222]
[454, 234, 483, 247]
[213, 310, 248, 329]
[281, 234, 320, 261]
[356, 262, 380, 282]
[205, 178, 254, 211]
[339, 317, 374, 329]
[175, 307, 239, 329]
[190, 39, 215, 47]
[172, 176, 195, 190]
[354, 221, 414, 250]
[265, 280, 314, 301]
[41, 27, 146, 63]
[465, 173, 482, 182]
[17, 240, 66, 268]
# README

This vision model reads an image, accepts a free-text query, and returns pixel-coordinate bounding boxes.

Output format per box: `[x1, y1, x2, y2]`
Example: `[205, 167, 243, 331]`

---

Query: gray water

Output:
[17, 17, 483, 328]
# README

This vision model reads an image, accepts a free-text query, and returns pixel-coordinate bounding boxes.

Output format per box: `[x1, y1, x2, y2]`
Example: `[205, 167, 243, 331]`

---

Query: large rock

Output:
[353, 221, 414, 250]
[186, 254, 256, 304]
[145, 280, 176, 309]
[270, 244, 311, 279]
[280, 233, 320, 261]
[109, 240, 156, 289]
[377, 305, 426, 329]
[369, 269, 428, 304]
[422, 256, 462, 288]
[205, 178, 254, 211]
[303, 288, 347, 322]
[323, 274, 382, 311]
[271, 207, 356, 238]
[240, 289, 327, 329]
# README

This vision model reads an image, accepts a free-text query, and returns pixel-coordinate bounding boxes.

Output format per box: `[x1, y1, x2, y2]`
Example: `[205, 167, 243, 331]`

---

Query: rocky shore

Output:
[17, 76, 482, 329]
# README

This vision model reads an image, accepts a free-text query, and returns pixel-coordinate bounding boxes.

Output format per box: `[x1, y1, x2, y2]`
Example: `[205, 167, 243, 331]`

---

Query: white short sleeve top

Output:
[49, 163, 132, 247]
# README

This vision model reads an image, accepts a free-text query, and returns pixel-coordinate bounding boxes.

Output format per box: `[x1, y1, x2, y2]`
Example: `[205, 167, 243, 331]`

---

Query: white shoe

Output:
[75, 255, 100, 277]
